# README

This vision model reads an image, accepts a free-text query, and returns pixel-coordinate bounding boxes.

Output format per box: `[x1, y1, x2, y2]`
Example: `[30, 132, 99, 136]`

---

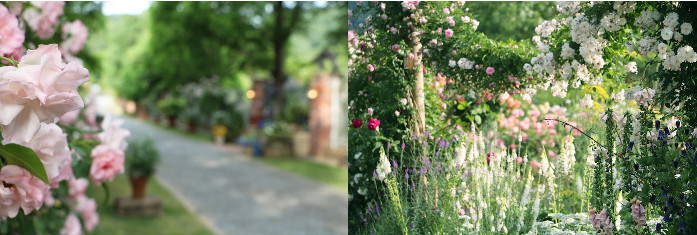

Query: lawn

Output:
[259, 157, 348, 193]
[86, 174, 215, 235]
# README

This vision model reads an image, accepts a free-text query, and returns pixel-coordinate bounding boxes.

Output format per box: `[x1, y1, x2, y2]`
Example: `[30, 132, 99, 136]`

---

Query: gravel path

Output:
[121, 117, 348, 235]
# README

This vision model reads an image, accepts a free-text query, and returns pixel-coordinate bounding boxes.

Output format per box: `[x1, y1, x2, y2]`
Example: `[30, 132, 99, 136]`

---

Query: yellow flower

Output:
[213, 125, 227, 137]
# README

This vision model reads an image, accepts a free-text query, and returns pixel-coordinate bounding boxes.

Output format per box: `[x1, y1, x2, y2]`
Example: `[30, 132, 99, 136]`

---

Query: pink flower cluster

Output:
[90, 117, 130, 185]
[0, 4, 24, 59]
[61, 20, 89, 55]
[631, 198, 646, 230]
[589, 208, 613, 234]
[0, 44, 89, 143]
[22, 1, 65, 39]
[0, 165, 50, 218]
[26, 123, 73, 188]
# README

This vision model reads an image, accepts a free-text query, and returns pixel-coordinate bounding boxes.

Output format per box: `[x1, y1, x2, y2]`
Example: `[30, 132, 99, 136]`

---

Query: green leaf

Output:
[0, 144, 49, 184]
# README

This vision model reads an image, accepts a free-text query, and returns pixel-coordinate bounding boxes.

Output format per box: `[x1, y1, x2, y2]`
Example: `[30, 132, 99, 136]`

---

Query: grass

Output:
[259, 157, 348, 193]
[85, 174, 215, 235]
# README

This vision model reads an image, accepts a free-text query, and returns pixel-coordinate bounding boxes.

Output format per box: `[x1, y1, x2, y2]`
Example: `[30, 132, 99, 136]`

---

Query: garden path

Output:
[120, 117, 348, 235]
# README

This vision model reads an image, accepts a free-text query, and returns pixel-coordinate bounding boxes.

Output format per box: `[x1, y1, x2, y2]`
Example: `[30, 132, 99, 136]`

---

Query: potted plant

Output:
[157, 97, 186, 127]
[125, 138, 160, 199]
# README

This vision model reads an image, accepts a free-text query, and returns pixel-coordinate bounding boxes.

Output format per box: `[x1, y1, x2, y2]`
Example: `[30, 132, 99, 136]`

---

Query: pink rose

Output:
[0, 165, 50, 219]
[23, 1, 65, 39]
[61, 20, 89, 55]
[392, 44, 400, 52]
[0, 4, 25, 57]
[445, 28, 453, 38]
[348, 31, 354, 40]
[98, 117, 131, 151]
[367, 108, 374, 116]
[486, 67, 495, 75]
[516, 157, 523, 164]
[390, 27, 397, 34]
[443, 7, 450, 14]
[61, 213, 81, 235]
[0, 44, 89, 143]
[367, 118, 380, 130]
[367, 64, 374, 72]
[68, 177, 88, 198]
[89, 145, 125, 185]
[59, 109, 80, 125]
[26, 123, 73, 188]
[74, 195, 99, 231]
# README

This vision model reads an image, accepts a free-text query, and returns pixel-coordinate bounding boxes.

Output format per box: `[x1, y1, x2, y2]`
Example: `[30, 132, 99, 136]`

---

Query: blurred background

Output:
[66, 1, 348, 234]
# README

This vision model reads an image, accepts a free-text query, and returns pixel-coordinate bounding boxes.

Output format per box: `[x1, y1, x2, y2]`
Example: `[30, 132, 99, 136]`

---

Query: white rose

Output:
[661, 28, 674, 41]
[681, 23, 692, 35]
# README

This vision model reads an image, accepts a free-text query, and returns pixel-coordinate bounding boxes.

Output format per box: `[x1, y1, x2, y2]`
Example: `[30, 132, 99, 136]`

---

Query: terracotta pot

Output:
[129, 176, 148, 199]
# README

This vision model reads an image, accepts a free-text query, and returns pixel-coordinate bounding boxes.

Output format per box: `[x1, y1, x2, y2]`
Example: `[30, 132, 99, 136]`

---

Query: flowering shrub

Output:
[0, 2, 123, 234]
[351, 1, 697, 234]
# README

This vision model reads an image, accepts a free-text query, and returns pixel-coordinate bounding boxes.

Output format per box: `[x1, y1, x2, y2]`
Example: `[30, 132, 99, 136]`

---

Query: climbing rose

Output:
[0, 4, 24, 57]
[352, 119, 363, 128]
[486, 67, 495, 75]
[367, 64, 374, 72]
[61, 20, 89, 55]
[61, 213, 81, 235]
[98, 117, 131, 151]
[0, 44, 89, 143]
[0, 165, 50, 219]
[89, 145, 125, 185]
[367, 118, 381, 130]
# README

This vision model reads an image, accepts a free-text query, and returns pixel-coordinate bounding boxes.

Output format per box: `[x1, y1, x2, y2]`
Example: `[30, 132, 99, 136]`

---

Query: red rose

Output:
[352, 119, 363, 128]
[367, 118, 380, 130]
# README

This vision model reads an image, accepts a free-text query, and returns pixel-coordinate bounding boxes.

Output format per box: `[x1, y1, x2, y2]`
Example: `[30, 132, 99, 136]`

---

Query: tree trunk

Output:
[410, 36, 426, 136]
[272, 1, 286, 120]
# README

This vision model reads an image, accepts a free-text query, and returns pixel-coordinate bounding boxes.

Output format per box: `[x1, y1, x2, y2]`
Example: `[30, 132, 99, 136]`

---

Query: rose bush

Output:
[0, 2, 123, 234]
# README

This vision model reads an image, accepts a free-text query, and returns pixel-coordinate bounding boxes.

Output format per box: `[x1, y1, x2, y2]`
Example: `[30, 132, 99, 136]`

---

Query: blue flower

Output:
[658, 129, 665, 140]
[664, 127, 670, 136]
[655, 120, 661, 130]
[681, 149, 687, 158]
[678, 222, 686, 233]
[677, 120, 681, 129]
[656, 223, 662, 233]
[627, 141, 634, 151]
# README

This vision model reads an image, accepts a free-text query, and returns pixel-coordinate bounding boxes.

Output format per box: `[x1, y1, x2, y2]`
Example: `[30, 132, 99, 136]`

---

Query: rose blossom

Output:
[0, 4, 25, 57]
[59, 109, 80, 125]
[401, 98, 407, 105]
[445, 28, 453, 38]
[367, 107, 374, 116]
[0, 44, 89, 143]
[367, 118, 381, 130]
[61, 213, 81, 235]
[367, 64, 374, 72]
[23, 1, 65, 39]
[486, 67, 495, 75]
[74, 195, 99, 231]
[68, 177, 88, 198]
[97, 116, 131, 151]
[89, 145, 125, 185]
[352, 119, 363, 128]
[61, 20, 89, 55]
[0, 165, 50, 219]
[25, 123, 73, 188]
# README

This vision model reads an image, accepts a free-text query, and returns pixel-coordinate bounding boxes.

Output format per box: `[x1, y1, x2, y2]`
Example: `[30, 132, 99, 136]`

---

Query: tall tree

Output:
[270, 1, 304, 120]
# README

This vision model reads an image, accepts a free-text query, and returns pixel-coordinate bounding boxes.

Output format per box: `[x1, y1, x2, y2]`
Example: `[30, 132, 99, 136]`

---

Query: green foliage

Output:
[125, 138, 161, 178]
[0, 144, 49, 184]
[466, 2, 559, 42]
[156, 97, 186, 118]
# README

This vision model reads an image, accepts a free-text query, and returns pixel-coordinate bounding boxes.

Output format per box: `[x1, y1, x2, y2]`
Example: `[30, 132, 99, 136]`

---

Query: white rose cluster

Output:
[633, 88, 655, 108]
[624, 61, 638, 73]
[569, 15, 596, 44]
[613, 1, 636, 15]
[561, 43, 575, 60]
[550, 80, 569, 98]
[579, 94, 593, 109]
[634, 9, 661, 29]
[556, 1, 582, 15]
[600, 12, 626, 32]
[535, 20, 559, 38]
[579, 37, 606, 69]
[457, 57, 475, 69]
